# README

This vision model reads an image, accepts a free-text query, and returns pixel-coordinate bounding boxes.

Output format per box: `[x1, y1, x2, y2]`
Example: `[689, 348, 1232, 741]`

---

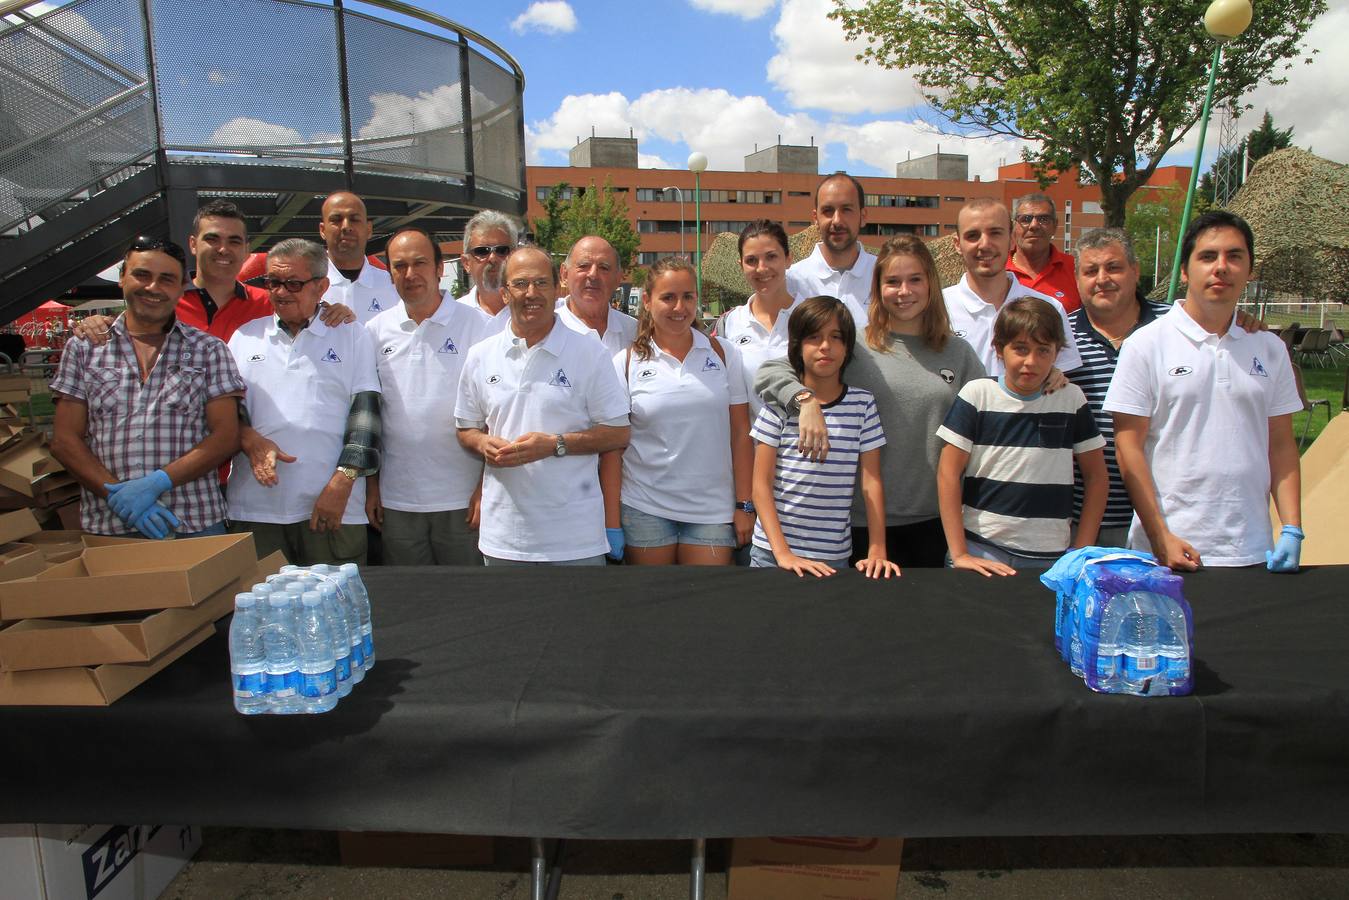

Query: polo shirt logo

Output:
[487, 374, 501, 385]
[381, 344, 396, 355]
[322, 348, 342, 363]
[637, 367, 657, 380]
[547, 369, 572, 388]
[248, 353, 265, 362]
[736, 335, 751, 345]
[439, 337, 458, 354]
[701, 357, 720, 371]
[368, 298, 382, 312]
[954, 330, 967, 338]
[1054, 291, 1064, 298]
[939, 368, 956, 384]
[1168, 365, 1194, 377]
[1249, 356, 1268, 377]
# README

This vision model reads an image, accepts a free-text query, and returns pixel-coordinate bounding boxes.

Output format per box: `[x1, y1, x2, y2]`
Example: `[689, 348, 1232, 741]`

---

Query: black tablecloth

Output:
[3, 566, 1348, 839]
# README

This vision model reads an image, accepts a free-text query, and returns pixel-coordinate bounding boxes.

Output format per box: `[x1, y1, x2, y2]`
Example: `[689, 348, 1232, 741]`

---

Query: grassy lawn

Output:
[1295, 359, 1346, 450]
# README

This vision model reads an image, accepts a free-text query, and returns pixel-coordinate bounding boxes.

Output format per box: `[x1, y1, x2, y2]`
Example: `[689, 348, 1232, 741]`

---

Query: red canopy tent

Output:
[10, 301, 72, 349]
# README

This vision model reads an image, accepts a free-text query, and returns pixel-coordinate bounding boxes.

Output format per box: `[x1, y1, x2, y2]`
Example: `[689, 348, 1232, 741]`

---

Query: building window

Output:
[944, 196, 965, 202]
[859, 223, 939, 237]
[865, 194, 939, 209]
[637, 251, 662, 265]
[788, 221, 810, 228]
[535, 185, 575, 201]
[788, 191, 811, 198]
[1063, 200, 1072, 251]
[638, 220, 684, 234]
[637, 187, 684, 202]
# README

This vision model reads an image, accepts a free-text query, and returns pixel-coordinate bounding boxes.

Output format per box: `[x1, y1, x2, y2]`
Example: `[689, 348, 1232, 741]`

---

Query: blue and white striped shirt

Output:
[752, 386, 885, 560]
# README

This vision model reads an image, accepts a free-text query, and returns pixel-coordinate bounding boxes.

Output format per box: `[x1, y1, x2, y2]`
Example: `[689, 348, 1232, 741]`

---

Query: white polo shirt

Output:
[715, 295, 799, 417]
[454, 317, 631, 562]
[786, 242, 873, 327]
[324, 259, 396, 325]
[1103, 303, 1302, 566]
[613, 331, 748, 524]
[457, 286, 511, 335]
[943, 273, 1083, 375]
[557, 298, 638, 355]
[227, 316, 380, 525]
[366, 296, 491, 513]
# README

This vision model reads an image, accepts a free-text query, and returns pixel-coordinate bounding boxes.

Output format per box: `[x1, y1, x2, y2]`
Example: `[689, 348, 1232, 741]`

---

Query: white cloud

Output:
[638, 153, 673, 169]
[208, 117, 303, 146]
[527, 92, 640, 155]
[766, 0, 926, 115]
[510, 1, 577, 35]
[688, 0, 777, 20]
[826, 119, 1032, 182]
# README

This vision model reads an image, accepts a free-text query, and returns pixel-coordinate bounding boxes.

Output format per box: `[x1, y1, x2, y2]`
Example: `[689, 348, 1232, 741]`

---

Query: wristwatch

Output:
[735, 500, 755, 514]
[336, 465, 359, 481]
[553, 434, 568, 457]
[792, 388, 815, 408]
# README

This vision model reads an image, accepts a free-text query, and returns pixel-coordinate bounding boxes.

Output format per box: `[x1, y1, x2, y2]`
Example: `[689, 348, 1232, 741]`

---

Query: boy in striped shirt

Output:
[750, 296, 898, 578]
[937, 297, 1108, 575]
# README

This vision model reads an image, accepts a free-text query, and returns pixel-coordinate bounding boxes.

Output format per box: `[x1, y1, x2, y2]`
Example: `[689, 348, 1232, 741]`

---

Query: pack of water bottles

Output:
[227, 563, 375, 714]
[1041, 548, 1194, 697]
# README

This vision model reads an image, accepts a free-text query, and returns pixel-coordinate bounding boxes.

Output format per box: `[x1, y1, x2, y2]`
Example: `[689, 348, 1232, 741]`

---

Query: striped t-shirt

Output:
[752, 386, 885, 561]
[1067, 300, 1170, 528]
[936, 377, 1105, 556]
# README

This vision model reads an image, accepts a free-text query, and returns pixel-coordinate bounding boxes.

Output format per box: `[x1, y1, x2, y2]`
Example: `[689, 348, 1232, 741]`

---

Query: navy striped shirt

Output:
[1067, 300, 1170, 527]
[752, 386, 885, 560]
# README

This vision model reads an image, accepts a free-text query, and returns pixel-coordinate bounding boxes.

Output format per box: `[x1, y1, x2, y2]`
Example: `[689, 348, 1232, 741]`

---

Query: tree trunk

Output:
[1100, 181, 1131, 229]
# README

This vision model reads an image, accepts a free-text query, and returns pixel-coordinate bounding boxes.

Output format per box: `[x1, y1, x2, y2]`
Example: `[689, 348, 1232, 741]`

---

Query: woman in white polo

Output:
[608, 256, 754, 565]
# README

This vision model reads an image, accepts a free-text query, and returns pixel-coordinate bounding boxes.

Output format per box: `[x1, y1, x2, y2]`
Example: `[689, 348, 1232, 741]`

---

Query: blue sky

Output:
[411, 0, 1347, 182]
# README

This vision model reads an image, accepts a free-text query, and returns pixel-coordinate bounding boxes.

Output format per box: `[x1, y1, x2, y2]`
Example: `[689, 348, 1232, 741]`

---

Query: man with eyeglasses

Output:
[320, 191, 396, 325]
[226, 238, 382, 566]
[455, 245, 630, 566]
[557, 236, 637, 353]
[457, 209, 518, 333]
[1006, 192, 1082, 313]
[365, 226, 492, 566]
[50, 237, 245, 539]
[943, 198, 1081, 376]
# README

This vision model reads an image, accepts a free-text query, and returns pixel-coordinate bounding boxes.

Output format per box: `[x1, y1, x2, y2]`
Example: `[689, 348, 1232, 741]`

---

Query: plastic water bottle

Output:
[340, 563, 375, 671]
[313, 565, 364, 681]
[1121, 611, 1163, 693]
[318, 582, 354, 697]
[296, 591, 339, 713]
[1158, 618, 1191, 683]
[228, 593, 269, 715]
[261, 594, 303, 714]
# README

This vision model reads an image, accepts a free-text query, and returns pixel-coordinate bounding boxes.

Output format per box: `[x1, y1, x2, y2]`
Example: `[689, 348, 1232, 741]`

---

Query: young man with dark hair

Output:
[786, 172, 874, 327]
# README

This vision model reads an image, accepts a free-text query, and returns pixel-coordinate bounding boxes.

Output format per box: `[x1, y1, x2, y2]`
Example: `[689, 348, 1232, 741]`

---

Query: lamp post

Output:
[1164, 0, 1253, 304]
[687, 151, 708, 305]
[661, 185, 685, 258]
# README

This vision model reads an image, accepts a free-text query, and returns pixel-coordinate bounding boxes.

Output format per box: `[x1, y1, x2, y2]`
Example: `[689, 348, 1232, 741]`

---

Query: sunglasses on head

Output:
[468, 244, 512, 260]
[128, 235, 187, 263]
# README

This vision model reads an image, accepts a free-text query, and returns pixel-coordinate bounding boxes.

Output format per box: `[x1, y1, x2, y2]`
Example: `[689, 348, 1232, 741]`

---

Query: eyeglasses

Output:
[127, 235, 187, 264]
[261, 275, 322, 293]
[1014, 214, 1055, 226]
[507, 277, 552, 292]
[468, 244, 513, 260]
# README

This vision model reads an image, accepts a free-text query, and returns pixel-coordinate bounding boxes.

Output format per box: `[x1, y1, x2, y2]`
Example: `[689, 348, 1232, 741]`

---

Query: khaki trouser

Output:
[231, 520, 367, 567]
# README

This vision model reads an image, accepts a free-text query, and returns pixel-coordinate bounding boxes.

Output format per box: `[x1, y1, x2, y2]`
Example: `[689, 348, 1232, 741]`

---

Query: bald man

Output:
[320, 191, 396, 324]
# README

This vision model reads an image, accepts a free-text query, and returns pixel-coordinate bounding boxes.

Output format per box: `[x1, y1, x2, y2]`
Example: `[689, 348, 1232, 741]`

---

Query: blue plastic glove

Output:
[104, 469, 172, 525]
[133, 503, 181, 540]
[606, 527, 625, 562]
[1265, 525, 1304, 573]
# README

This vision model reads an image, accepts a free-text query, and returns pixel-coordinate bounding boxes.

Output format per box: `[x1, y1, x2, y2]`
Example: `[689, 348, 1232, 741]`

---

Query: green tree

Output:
[1245, 109, 1294, 163]
[1198, 110, 1294, 203]
[557, 178, 641, 272]
[831, 0, 1326, 227]
[530, 183, 571, 261]
[1124, 186, 1186, 293]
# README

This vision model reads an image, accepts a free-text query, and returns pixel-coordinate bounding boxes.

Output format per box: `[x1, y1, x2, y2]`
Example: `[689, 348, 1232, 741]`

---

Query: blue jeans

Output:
[177, 521, 228, 539]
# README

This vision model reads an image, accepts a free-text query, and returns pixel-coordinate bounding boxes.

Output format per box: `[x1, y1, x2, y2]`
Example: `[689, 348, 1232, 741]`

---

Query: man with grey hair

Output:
[1007, 192, 1081, 313]
[457, 209, 519, 330]
[557, 235, 636, 353]
[227, 238, 382, 565]
[1067, 227, 1170, 547]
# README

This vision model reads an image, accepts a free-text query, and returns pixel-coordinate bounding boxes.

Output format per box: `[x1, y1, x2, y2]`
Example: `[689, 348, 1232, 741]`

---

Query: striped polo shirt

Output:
[752, 386, 885, 561]
[937, 377, 1105, 556]
[1067, 299, 1170, 528]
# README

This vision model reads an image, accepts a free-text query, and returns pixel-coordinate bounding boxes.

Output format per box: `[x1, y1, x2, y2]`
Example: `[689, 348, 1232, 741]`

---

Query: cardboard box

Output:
[22, 529, 85, 562]
[0, 434, 66, 497]
[0, 542, 44, 585]
[0, 508, 41, 543]
[0, 822, 200, 900]
[0, 624, 213, 706]
[338, 832, 495, 868]
[0, 532, 257, 620]
[728, 837, 904, 900]
[1273, 413, 1349, 565]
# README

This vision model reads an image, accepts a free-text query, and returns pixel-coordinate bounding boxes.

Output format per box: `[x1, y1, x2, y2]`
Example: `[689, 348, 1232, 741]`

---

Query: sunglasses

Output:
[261, 275, 323, 293]
[468, 244, 512, 260]
[128, 235, 187, 264]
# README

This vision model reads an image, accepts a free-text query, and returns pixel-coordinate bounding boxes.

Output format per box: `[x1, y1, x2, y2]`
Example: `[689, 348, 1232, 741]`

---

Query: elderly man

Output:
[1007, 193, 1081, 313]
[1106, 211, 1302, 572]
[50, 237, 244, 538]
[944, 198, 1081, 376]
[455, 245, 630, 566]
[557, 235, 636, 353]
[320, 191, 396, 324]
[786, 172, 873, 327]
[457, 209, 518, 330]
[365, 226, 491, 565]
[227, 238, 381, 566]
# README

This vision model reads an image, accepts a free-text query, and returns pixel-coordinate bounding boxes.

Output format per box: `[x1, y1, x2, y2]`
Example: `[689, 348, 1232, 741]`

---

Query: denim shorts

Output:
[621, 504, 736, 549]
[749, 544, 851, 570]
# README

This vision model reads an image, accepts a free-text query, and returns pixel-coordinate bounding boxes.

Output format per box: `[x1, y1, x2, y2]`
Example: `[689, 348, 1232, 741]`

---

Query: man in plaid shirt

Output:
[50, 238, 246, 538]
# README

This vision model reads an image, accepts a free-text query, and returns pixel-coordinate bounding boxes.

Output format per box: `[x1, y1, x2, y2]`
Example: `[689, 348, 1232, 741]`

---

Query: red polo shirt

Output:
[178, 281, 272, 342]
[1007, 245, 1082, 313]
